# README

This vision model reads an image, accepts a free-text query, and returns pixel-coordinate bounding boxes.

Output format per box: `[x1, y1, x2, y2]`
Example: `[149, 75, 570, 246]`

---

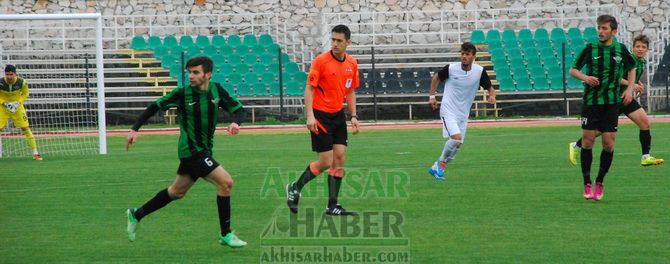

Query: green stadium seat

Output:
[269, 82, 280, 95]
[252, 63, 266, 73]
[244, 72, 259, 84]
[169, 64, 184, 78]
[285, 62, 300, 73]
[262, 72, 277, 83]
[486, 29, 501, 42]
[228, 72, 242, 84]
[583, 27, 598, 43]
[161, 54, 178, 68]
[516, 77, 532, 90]
[491, 54, 507, 64]
[251, 45, 265, 54]
[267, 43, 281, 53]
[235, 63, 249, 73]
[131, 36, 147, 50]
[523, 47, 539, 58]
[237, 83, 253, 96]
[236, 45, 250, 55]
[179, 35, 194, 48]
[219, 44, 233, 55]
[243, 34, 258, 46]
[259, 34, 274, 46]
[227, 35, 242, 47]
[546, 65, 561, 75]
[220, 63, 233, 75]
[496, 71, 513, 81]
[568, 76, 582, 89]
[567, 28, 582, 40]
[520, 39, 535, 49]
[533, 77, 550, 90]
[543, 57, 559, 68]
[285, 81, 303, 96]
[211, 54, 225, 66]
[163, 35, 178, 48]
[177, 76, 190, 87]
[498, 77, 515, 91]
[518, 29, 533, 41]
[488, 39, 503, 49]
[550, 28, 566, 44]
[212, 73, 226, 83]
[550, 75, 565, 90]
[471, 30, 486, 44]
[282, 72, 294, 82]
[281, 53, 290, 63]
[148, 36, 162, 50]
[260, 52, 277, 64]
[196, 35, 210, 47]
[211, 35, 226, 46]
[508, 52, 523, 61]
[227, 54, 242, 65]
[294, 71, 307, 84]
[268, 63, 280, 75]
[540, 47, 555, 58]
[186, 45, 202, 58]
[254, 83, 269, 96]
[203, 45, 218, 56]
[153, 46, 168, 60]
[525, 56, 541, 67]
[528, 66, 546, 78]
[168, 46, 183, 56]
[244, 54, 258, 64]
[510, 57, 525, 67]
[502, 29, 517, 44]
[534, 28, 549, 41]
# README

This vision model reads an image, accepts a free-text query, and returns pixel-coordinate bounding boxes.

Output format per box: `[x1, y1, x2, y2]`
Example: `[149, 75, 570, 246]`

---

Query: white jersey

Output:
[439, 62, 491, 120]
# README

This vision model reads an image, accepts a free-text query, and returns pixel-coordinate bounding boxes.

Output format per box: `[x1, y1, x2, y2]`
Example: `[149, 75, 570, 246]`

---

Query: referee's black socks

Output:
[135, 188, 173, 221]
[295, 162, 319, 191]
[328, 175, 342, 208]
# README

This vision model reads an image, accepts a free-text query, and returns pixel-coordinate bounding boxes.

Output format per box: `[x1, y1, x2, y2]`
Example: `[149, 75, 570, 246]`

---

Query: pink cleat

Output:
[593, 182, 604, 201]
[583, 183, 594, 200]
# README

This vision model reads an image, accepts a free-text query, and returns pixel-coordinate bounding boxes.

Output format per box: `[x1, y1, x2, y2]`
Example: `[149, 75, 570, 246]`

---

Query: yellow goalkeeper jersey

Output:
[0, 76, 29, 104]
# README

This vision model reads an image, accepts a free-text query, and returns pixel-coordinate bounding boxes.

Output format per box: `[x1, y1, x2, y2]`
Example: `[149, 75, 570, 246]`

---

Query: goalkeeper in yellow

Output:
[0, 65, 42, 160]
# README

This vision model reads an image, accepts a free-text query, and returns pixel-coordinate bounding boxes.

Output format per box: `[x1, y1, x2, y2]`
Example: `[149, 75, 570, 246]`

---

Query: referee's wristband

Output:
[429, 95, 436, 100]
[350, 115, 358, 120]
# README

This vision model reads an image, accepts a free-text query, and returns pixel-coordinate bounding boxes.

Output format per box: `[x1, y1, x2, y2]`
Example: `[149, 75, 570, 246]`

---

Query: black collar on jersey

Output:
[330, 50, 346, 63]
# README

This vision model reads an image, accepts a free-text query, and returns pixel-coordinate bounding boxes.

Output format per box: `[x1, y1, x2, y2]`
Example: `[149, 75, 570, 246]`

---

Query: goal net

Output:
[0, 14, 106, 159]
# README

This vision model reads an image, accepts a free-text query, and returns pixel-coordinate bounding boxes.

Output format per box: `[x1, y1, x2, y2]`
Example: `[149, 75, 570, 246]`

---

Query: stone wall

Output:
[0, 0, 667, 52]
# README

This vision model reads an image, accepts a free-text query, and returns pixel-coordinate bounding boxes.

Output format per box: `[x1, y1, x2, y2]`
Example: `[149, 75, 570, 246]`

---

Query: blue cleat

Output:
[427, 162, 445, 180]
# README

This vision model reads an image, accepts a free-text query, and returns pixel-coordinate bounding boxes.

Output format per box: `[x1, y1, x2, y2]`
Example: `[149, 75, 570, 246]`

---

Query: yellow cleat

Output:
[568, 142, 579, 166]
[641, 156, 664, 166]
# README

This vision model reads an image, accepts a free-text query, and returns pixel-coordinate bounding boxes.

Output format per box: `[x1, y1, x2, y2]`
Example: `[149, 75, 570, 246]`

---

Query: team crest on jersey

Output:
[345, 78, 353, 88]
[211, 98, 220, 105]
[613, 56, 622, 63]
[345, 67, 353, 73]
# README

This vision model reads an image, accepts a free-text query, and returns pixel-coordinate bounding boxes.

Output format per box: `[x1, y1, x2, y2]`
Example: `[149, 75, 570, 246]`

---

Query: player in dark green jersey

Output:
[569, 15, 636, 201]
[569, 35, 663, 167]
[124, 56, 247, 247]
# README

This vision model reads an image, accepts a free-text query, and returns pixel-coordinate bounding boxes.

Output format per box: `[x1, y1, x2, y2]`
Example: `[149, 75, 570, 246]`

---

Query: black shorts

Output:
[581, 104, 619, 132]
[619, 99, 642, 116]
[310, 109, 348, 152]
[177, 151, 220, 181]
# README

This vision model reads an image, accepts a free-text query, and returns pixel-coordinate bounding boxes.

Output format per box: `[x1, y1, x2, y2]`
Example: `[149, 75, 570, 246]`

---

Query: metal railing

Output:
[321, 5, 622, 49]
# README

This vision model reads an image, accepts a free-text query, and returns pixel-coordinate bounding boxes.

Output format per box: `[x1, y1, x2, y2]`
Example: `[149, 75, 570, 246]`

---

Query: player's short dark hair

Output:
[596, 15, 618, 30]
[332, 24, 351, 40]
[4, 64, 16, 73]
[460, 42, 477, 55]
[633, 34, 650, 47]
[185, 56, 213, 73]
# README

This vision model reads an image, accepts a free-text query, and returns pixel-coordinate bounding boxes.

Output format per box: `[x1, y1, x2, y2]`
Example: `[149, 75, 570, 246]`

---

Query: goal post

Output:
[0, 13, 107, 157]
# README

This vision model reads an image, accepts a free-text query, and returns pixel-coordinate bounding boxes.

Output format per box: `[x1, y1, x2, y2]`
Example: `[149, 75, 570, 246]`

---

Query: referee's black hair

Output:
[332, 24, 351, 40]
[597, 15, 618, 30]
[186, 56, 213, 73]
[461, 42, 477, 55]
[4, 64, 16, 73]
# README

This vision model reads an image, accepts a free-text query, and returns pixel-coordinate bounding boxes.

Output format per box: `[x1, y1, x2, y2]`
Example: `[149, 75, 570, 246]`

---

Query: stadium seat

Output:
[285, 81, 303, 96]
[212, 72, 226, 83]
[471, 30, 486, 44]
[251, 45, 265, 54]
[508, 52, 523, 61]
[169, 64, 184, 78]
[179, 35, 194, 48]
[294, 71, 307, 84]
[528, 66, 546, 79]
[168, 46, 183, 57]
[259, 34, 274, 46]
[153, 46, 168, 60]
[211, 35, 226, 46]
[490, 48, 505, 58]
[549, 75, 565, 90]
[519, 39, 536, 49]
[262, 72, 277, 83]
[498, 77, 515, 91]
[211, 54, 225, 66]
[512, 66, 529, 78]
[243, 34, 258, 46]
[502, 29, 517, 44]
[516, 77, 532, 90]
[219, 45, 233, 55]
[550, 28, 566, 45]
[186, 45, 202, 58]
[416, 69, 431, 79]
[254, 83, 269, 96]
[401, 79, 418, 92]
[267, 43, 281, 54]
[486, 29, 501, 42]
[487, 39, 503, 49]
[268, 82, 280, 95]
[546, 65, 562, 76]
[220, 63, 233, 75]
[203, 45, 218, 56]
[400, 69, 415, 80]
[533, 77, 550, 90]
[131, 36, 147, 50]
[163, 35, 179, 48]
[539, 47, 555, 58]
[583, 27, 598, 43]
[236, 45, 250, 55]
[252, 63, 266, 73]
[228, 72, 242, 84]
[568, 76, 583, 89]
[518, 29, 533, 41]
[244, 54, 258, 64]
[244, 72, 259, 84]
[534, 28, 549, 42]
[385, 79, 402, 94]
[227, 54, 242, 65]
[161, 54, 178, 68]
[268, 63, 280, 75]
[260, 52, 277, 65]
[543, 57, 559, 68]
[196, 35, 210, 47]
[567, 28, 582, 41]
[509, 57, 525, 67]
[147, 36, 162, 50]
[235, 63, 250, 73]
[237, 83, 253, 96]
[285, 62, 300, 73]
[227, 35, 242, 47]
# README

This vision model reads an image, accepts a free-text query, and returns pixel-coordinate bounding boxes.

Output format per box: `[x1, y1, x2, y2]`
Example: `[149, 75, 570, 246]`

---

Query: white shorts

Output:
[440, 115, 468, 140]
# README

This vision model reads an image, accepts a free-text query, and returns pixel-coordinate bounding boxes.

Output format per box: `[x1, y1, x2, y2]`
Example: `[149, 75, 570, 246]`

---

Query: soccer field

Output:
[2, 123, 669, 263]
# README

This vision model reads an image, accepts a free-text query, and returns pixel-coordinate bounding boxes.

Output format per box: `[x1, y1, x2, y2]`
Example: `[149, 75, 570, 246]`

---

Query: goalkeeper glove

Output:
[3, 102, 20, 113]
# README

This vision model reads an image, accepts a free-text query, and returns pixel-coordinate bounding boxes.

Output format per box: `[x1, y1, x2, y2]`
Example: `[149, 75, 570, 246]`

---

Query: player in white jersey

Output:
[427, 42, 496, 180]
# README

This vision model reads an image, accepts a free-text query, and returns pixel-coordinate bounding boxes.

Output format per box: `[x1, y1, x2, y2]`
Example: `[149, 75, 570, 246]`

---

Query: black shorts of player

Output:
[310, 109, 348, 152]
[177, 150, 220, 181]
[619, 99, 642, 116]
[581, 104, 619, 132]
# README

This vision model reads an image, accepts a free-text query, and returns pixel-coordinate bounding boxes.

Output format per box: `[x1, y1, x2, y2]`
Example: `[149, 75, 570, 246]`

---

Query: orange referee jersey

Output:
[307, 50, 359, 113]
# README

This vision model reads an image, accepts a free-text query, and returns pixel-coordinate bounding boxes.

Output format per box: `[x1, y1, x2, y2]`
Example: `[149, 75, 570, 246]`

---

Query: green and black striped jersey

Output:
[619, 55, 646, 93]
[156, 82, 242, 158]
[572, 40, 636, 105]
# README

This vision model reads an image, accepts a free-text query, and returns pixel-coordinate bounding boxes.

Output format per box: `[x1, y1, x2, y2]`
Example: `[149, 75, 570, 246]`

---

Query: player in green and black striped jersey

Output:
[568, 15, 637, 201]
[570, 35, 664, 167]
[124, 56, 247, 247]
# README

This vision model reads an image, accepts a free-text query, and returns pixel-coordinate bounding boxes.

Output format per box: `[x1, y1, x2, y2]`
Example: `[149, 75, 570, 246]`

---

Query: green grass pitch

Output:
[1, 123, 669, 263]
